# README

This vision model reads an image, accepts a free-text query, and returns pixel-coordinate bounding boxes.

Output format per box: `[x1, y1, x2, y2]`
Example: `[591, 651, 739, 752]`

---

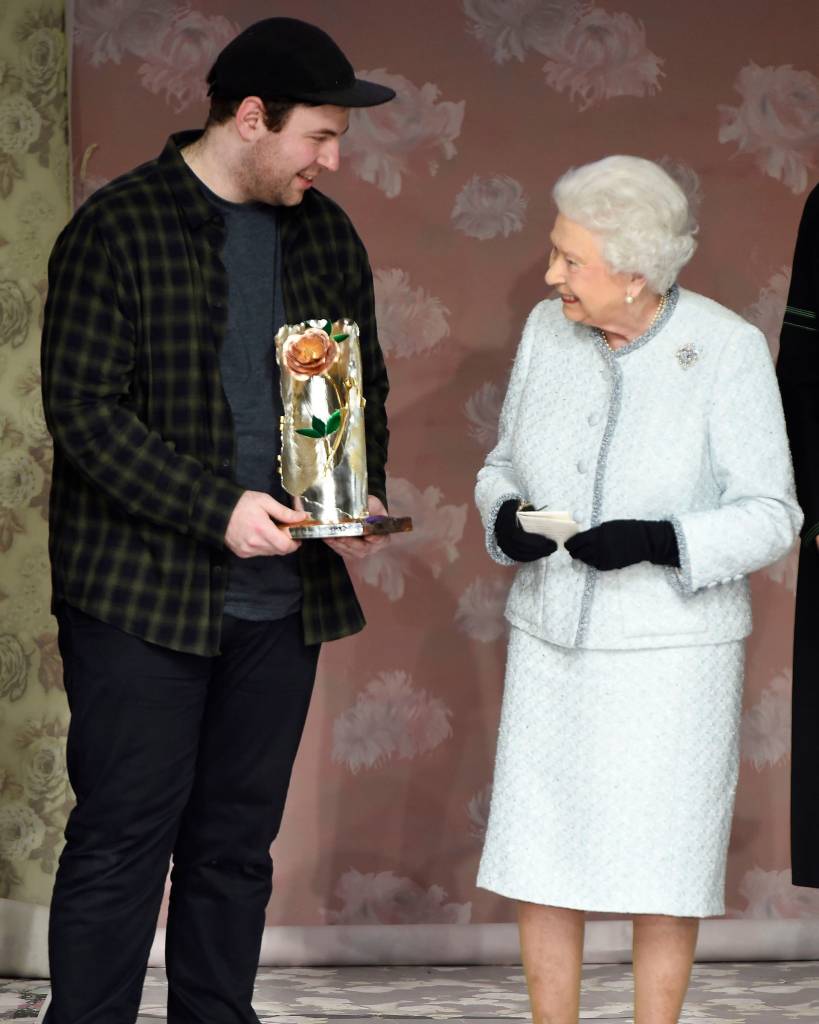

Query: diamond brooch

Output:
[676, 344, 699, 370]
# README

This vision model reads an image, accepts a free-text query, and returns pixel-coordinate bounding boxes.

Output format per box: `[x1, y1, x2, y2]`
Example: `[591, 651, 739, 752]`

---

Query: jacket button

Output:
[572, 559, 583, 572]
[577, 460, 588, 474]
[588, 412, 600, 426]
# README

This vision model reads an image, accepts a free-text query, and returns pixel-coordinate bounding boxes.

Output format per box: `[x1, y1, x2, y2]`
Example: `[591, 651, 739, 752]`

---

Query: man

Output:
[41, 18, 394, 1024]
[777, 182, 819, 890]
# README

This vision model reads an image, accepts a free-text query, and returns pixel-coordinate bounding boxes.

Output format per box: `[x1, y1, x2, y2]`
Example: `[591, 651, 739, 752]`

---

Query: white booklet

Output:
[516, 509, 579, 547]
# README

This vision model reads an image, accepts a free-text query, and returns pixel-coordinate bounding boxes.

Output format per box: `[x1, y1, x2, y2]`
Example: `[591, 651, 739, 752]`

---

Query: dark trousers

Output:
[46, 604, 319, 1024]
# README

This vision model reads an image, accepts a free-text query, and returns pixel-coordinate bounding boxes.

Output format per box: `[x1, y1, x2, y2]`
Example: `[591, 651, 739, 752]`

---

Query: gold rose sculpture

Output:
[275, 318, 411, 540]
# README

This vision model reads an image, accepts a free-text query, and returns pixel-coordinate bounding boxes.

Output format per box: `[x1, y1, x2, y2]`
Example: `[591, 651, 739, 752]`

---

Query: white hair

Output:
[552, 155, 698, 293]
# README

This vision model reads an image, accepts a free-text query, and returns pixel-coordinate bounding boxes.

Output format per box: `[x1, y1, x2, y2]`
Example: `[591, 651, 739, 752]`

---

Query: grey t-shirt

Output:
[201, 183, 301, 620]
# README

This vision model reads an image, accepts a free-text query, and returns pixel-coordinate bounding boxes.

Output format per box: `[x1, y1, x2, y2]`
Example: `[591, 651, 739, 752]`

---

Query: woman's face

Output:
[545, 213, 634, 329]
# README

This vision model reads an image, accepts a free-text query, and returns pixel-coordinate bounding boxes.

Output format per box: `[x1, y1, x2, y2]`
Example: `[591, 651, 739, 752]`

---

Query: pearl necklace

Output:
[600, 292, 667, 348]
[647, 292, 667, 332]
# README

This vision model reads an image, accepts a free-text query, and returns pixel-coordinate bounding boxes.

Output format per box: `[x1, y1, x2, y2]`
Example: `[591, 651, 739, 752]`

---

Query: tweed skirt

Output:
[477, 626, 744, 917]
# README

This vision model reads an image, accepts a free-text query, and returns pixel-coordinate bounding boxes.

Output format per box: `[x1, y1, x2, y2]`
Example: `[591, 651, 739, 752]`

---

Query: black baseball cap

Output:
[207, 17, 396, 108]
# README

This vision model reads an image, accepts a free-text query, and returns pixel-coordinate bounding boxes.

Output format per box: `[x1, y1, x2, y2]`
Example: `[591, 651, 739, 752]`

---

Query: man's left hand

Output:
[323, 495, 391, 560]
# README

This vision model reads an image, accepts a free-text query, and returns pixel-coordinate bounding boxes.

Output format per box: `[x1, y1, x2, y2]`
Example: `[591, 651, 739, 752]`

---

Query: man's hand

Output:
[323, 495, 391, 560]
[225, 491, 307, 558]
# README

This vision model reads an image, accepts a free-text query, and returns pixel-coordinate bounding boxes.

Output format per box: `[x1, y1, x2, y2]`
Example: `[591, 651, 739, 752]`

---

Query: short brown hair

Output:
[205, 96, 318, 132]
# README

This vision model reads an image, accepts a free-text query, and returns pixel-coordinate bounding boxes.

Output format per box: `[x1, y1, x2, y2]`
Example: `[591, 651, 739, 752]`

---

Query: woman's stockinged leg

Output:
[632, 914, 699, 1024]
[518, 902, 585, 1024]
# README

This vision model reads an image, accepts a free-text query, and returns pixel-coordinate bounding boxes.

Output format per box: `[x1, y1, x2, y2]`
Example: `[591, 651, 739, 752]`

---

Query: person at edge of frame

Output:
[777, 182, 819, 891]
[40, 18, 394, 1024]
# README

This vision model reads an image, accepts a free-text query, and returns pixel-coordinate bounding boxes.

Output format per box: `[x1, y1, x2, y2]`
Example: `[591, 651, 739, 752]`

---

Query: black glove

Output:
[564, 519, 679, 571]
[494, 499, 558, 562]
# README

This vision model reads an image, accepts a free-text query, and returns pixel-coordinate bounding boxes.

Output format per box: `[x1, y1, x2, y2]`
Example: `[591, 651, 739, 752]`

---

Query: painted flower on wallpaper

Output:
[7, 549, 54, 636]
[20, 27, 65, 103]
[463, 0, 586, 64]
[34, 633, 62, 694]
[0, 800, 45, 862]
[0, 95, 42, 154]
[0, 634, 30, 702]
[741, 669, 791, 771]
[657, 156, 704, 222]
[467, 782, 492, 840]
[542, 9, 663, 111]
[343, 70, 465, 198]
[19, 392, 50, 451]
[745, 265, 791, 360]
[374, 269, 450, 357]
[20, 736, 67, 808]
[138, 10, 239, 113]
[455, 577, 510, 642]
[332, 670, 453, 772]
[12, 191, 60, 280]
[0, 279, 32, 348]
[451, 175, 528, 240]
[761, 544, 798, 593]
[719, 63, 819, 195]
[326, 868, 471, 924]
[734, 867, 819, 918]
[352, 477, 467, 601]
[73, 0, 177, 66]
[464, 381, 503, 448]
[0, 448, 43, 512]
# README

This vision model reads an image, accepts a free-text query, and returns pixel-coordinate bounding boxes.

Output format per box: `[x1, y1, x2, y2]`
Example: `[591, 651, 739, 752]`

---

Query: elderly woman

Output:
[475, 155, 801, 1024]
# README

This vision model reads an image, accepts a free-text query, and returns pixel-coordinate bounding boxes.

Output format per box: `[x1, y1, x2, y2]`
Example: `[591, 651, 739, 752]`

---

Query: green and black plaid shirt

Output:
[42, 131, 389, 655]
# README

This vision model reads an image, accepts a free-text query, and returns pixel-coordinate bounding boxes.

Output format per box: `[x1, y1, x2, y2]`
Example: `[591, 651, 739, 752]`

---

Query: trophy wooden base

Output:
[289, 515, 413, 540]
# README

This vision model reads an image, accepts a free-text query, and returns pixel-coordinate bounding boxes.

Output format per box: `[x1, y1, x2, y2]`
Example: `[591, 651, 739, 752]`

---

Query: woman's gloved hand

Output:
[564, 519, 679, 571]
[494, 499, 558, 562]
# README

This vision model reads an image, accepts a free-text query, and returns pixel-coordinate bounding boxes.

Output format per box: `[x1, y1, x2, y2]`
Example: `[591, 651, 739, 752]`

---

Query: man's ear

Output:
[234, 96, 266, 141]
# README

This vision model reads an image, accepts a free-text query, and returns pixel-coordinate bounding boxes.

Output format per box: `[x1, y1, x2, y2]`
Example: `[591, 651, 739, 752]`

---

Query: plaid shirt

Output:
[42, 131, 389, 655]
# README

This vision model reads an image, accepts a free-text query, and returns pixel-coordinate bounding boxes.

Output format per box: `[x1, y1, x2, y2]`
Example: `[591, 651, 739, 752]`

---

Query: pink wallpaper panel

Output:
[68, 0, 819, 925]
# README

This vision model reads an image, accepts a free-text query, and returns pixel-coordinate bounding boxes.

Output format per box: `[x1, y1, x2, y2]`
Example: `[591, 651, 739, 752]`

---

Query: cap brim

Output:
[290, 78, 396, 108]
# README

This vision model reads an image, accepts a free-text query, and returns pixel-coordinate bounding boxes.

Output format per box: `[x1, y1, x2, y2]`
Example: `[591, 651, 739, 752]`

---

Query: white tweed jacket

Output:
[475, 287, 802, 650]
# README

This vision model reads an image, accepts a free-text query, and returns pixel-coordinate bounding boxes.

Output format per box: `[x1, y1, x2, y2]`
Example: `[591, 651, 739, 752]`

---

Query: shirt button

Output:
[213, 565, 223, 576]
[221, 459, 230, 469]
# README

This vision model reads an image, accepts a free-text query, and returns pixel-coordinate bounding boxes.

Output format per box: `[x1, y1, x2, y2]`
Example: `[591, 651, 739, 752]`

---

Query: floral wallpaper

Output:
[0, 0, 70, 907]
[25, 0, 815, 930]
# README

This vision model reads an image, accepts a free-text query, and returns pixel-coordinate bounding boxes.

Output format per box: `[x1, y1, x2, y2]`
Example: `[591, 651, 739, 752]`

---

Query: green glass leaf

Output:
[311, 415, 327, 436]
[295, 427, 323, 439]
[322, 319, 332, 333]
[325, 409, 342, 436]
[332, 333, 349, 342]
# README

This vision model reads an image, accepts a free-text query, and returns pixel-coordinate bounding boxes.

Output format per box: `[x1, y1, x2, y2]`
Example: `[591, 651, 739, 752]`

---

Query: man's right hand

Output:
[225, 491, 307, 558]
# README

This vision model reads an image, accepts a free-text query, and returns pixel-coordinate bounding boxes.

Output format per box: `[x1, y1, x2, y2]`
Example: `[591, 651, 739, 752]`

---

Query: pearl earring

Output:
[625, 294, 634, 305]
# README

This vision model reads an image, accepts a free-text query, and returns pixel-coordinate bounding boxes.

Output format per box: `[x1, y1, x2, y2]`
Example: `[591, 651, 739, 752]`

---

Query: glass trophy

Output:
[275, 318, 412, 540]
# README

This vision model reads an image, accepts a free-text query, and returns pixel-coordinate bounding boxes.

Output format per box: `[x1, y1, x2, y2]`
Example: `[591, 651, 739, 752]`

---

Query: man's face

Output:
[241, 104, 350, 206]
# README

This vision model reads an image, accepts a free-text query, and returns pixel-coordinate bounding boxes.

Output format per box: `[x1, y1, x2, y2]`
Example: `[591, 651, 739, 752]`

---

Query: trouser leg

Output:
[45, 605, 210, 1024]
[165, 612, 319, 1024]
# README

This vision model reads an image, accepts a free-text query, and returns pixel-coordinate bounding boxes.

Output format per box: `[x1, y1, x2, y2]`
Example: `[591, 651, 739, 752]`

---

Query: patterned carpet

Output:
[2, 963, 819, 1022]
